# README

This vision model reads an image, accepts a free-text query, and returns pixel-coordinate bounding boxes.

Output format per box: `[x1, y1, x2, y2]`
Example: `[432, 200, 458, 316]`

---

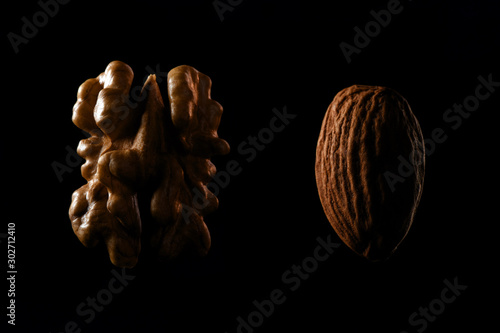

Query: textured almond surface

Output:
[315, 85, 425, 261]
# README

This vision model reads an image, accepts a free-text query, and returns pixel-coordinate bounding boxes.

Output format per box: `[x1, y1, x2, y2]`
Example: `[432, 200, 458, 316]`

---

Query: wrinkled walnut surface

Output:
[69, 61, 229, 268]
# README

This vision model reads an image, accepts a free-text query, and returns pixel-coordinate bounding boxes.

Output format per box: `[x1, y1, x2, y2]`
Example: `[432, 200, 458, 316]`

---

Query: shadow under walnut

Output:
[69, 61, 229, 268]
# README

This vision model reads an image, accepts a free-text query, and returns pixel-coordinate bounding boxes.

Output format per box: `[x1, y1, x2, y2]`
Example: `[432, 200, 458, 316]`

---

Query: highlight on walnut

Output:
[69, 60, 230, 268]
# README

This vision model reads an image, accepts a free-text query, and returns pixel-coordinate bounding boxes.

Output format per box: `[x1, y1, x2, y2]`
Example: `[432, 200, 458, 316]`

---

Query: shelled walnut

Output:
[69, 61, 229, 268]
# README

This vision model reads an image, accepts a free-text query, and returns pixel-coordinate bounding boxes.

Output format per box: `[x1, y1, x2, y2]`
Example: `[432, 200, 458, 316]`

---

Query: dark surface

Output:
[4, 0, 499, 332]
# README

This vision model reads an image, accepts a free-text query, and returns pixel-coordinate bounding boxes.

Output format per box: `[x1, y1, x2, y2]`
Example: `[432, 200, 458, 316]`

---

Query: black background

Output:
[3, 0, 499, 332]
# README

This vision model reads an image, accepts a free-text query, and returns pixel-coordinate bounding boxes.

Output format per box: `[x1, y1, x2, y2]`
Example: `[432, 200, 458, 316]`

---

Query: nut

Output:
[69, 61, 229, 268]
[315, 85, 425, 261]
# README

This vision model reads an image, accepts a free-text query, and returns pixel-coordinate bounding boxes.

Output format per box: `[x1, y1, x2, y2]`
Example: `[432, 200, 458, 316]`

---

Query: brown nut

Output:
[315, 85, 425, 261]
[69, 61, 229, 268]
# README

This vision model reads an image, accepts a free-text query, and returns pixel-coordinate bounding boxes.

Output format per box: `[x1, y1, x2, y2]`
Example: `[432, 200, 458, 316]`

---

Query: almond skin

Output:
[315, 85, 425, 261]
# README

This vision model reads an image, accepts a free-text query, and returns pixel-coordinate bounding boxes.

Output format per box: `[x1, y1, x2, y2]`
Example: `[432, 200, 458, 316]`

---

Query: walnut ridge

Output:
[69, 61, 229, 268]
[315, 85, 425, 261]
